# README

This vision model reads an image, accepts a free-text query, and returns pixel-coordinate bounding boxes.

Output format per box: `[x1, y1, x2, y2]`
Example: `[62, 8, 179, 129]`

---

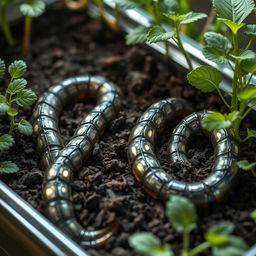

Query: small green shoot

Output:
[129, 195, 248, 256]
[251, 210, 256, 223]
[187, 0, 256, 147]
[119, 0, 206, 69]
[0, 59, 37, 174]
[0, 0, 16, 45]
[20, 0, 45, 56]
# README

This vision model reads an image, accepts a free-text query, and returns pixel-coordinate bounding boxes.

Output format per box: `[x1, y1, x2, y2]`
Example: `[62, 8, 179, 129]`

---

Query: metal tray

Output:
[1, 1, 255, 255]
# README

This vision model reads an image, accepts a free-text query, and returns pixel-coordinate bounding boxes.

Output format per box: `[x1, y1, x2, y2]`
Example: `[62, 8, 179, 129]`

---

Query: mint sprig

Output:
[0, 59, 37, 174]
[129, 196, 248, 256]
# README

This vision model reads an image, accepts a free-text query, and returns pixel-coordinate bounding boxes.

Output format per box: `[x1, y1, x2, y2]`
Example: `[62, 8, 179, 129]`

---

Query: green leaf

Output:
[8, 60, 27, 79]
[165, 11, 207, 24]
[218, 19, 245, 35]
[18, 120, 32, 135]
[159, 0, 178, 13]
[0, 134, 14, 151]
[179, 12, 207, 24]
[213, 0, 255, 24]
[251, 210, 256, 223]
[244, 24, 256, 36]
[166, 195, 197, 233]
[0, 103, 9, 112]
[20, 0, 45, 17]
[247, 128, 256, 139]
[187, 66, 222, 93]
[203, 47, 230, 65]
[164, 11, 187, 22]
[152, 245, 174, 256]
[205, 233, 229, 247]
[212, 236, 248, 256]
[126, 26, 150, 45]
[0, 59, 6, 78]
[129, 232, 173, 256]
[204, 32, 232, 52]
[7, 78, 27, 94]
[7, 107, 18, 117]
[0, 95, 5, 103]
[237, 160, 256, 170]
[16, 89, 37, 107]
[147, 26, 176, 43]
[207, 222, 234, 236]
[114, 0, 140, 9]
[238, 86, 256, 101]
[230, 49, 255, 60]
[129, 233, 161, 254]
[0, 161, 18, 174]
[241, 58, 256, 74]
[227, 111, 239, 122]
[202, 112, 232, 131]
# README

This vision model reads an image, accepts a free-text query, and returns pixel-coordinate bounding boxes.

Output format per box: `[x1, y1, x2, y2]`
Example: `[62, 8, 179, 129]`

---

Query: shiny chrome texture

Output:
[128, 100, 239, 207]
[32, 76, 121, 247]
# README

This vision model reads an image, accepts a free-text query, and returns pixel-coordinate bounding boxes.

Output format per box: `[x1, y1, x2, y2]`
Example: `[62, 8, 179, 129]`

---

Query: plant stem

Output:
[8, 115, 15, 135]
[245, 38, 254, 50]
[241, 102, 256, 120]
[62, 0, 89, 10]
[23, 15, 33, 57]
[175, 23, 193, 71]
[215, 86, 231, 110]
[98, 1, 119, 32]
[0, 2, 16, 45]
[231, 34, 239, 112]
[188, 242, 210, 256]
[181, 231, 190, 256]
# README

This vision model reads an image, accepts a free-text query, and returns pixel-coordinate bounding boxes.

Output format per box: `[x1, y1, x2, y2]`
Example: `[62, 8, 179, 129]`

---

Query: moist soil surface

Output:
[1, 6, 256, 256]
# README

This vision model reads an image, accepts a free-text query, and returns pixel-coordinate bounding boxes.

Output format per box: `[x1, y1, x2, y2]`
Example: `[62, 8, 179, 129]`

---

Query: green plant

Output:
[0, 0, 45, 55]
[251, 210, 256, 223]
[0, 59, 37, 173]
[62, 0, 90, 10]
[20, 0, 45, 56]
[129, 195, 248, 256]
[187, 0, 256, 171]
[116, 0, 206, 70]
[0, 0, 16, 45]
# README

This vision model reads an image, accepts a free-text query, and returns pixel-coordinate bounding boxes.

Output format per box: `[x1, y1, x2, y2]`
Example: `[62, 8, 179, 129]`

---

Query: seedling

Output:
[62, 0, 90, 10]
[0, 0, 16, 45]
[129, 195, 248, 256]
[187, 0, 256, 172]
[251, 210, 256, 223]
[0, 59, 37, 173]
[117, 0, 206, 70]
[20, 0, 45, 56]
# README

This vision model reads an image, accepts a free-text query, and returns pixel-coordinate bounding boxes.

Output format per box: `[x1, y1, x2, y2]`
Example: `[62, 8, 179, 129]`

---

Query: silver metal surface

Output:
[128, 100, 239, 207]
[0, 181, 89, 256]
[33, 75, 122, 247]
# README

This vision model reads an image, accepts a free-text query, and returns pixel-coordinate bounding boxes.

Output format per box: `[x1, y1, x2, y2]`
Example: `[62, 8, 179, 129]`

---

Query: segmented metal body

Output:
[32, 76, 121, 247]
[128, 99, 239, 207]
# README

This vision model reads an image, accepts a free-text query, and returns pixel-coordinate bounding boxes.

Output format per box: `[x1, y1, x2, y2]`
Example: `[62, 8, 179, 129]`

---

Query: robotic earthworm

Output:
[32, 76, 121, 247]
[128, 98, 239, 207]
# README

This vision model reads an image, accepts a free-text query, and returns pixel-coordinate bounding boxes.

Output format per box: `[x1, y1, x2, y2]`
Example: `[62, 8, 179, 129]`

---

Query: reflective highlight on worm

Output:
[127, 99, 239, 207]
[32, 76, 121, 247]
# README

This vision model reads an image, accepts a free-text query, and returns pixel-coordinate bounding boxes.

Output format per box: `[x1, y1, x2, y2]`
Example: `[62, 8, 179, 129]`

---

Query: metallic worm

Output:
[32, 76, 122, 247]
[127, 99, 239, 207]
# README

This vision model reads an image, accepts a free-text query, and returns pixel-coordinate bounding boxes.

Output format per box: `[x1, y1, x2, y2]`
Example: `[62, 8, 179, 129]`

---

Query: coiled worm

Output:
[32, 76, 122, 247]
[127, 98, 239, 207]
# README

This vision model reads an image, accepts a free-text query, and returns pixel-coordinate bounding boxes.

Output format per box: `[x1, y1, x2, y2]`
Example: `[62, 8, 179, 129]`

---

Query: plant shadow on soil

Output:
[0, 6, 256, 256]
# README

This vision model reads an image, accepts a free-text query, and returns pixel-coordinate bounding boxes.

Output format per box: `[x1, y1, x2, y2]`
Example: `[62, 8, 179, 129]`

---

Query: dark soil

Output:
[1, 6, 256, 256]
